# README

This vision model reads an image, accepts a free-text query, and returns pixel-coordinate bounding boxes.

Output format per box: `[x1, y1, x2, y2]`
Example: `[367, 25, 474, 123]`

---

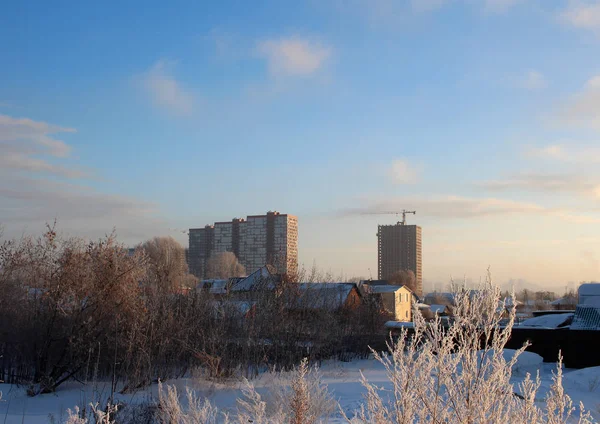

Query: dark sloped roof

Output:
[230, 266, 278, 292]
[571, 305, 600, 330]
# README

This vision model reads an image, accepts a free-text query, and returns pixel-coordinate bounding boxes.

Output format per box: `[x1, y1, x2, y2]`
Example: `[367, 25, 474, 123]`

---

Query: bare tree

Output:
[205, 252, 245, 279]
[140, 236, 196, 291]
[388, 269, 417, 292]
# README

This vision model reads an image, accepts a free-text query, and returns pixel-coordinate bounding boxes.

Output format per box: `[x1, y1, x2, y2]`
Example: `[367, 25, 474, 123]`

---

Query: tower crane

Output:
[362, 209, 416, 225]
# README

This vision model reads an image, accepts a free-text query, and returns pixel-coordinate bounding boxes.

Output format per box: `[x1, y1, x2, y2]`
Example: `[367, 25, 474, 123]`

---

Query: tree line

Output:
[0, 226, 387, 395]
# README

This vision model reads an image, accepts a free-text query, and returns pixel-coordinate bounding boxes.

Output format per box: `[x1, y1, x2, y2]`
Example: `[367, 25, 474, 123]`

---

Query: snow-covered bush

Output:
[237, 358, 336, 423]
[346, 274, 595, 424]
[65, 403, 118, 424]
[152, 358, 335, 424]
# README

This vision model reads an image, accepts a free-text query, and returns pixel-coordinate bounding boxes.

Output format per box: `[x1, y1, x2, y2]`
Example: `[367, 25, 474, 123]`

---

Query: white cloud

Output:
[0, 114, 74, 157]
[257, 37, 331, 77]
[345, 195, 545, 218]
[561, 1, 600, 30]
[141, 60, 194, 115]
[481, 173, 600, 199]
[388, 158, 420, 184]
[0, 114, 166, 245]
[0, 175, 164, 243]
[0, 114, 87, 178]
[343, 194, 600, 223]
[521, 70, 547, 90]
[558, 74, 600, 130]
[525, 144, 600, 163]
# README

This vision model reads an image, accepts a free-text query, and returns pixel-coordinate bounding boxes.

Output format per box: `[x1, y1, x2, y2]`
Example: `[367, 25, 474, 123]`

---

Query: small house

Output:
[366, 284, 414, 322]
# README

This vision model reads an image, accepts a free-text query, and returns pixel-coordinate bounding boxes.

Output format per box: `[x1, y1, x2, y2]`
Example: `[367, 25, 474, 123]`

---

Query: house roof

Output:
[367, 285, 410, 294]
[424, 292, 456, 306]
[551, 297, 577, 306]
[385, 321, 415, 329]
[429, 304, 448, 314]
[230, 266, 278, 292]
[288, 282, 360, 310]
[571, 305, 600, 330]
[197, 279, 229, 294]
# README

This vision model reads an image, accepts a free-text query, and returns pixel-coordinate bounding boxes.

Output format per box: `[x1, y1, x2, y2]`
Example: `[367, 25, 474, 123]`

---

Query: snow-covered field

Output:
[1, 352, 599, 423]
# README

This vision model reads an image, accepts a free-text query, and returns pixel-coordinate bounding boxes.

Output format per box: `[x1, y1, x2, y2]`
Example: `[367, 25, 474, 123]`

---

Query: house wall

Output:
[394, 287, 413, 322]
[379, 293, 396, 316]
[343, 287, 362, 310]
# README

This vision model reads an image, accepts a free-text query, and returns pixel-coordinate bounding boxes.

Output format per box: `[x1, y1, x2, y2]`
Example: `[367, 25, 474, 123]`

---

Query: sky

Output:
[2, 0, 600, 292]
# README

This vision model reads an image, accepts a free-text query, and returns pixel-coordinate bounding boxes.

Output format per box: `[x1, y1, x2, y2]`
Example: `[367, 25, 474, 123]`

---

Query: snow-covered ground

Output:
[1, 352, 599, 423]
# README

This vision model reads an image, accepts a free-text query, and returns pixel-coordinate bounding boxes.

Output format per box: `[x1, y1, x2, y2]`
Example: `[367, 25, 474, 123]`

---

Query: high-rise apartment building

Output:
[377, 223, 422, 297]
[189, 211, 298, 279]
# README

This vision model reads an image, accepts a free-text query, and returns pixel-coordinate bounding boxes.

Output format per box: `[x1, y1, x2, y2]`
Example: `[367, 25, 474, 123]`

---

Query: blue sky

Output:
[2, 0, 600, 290]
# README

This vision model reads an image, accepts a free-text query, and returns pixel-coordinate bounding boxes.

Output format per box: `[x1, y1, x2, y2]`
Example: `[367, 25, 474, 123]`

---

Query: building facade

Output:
[377, 224, 422, 297]
[189, 211, 298, 279]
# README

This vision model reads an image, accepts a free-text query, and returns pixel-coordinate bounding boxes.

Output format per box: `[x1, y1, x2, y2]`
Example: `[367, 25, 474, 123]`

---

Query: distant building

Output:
[377, 223, 422, 297]
[189, 211, 298, 279]
[571, 283, 600, 330]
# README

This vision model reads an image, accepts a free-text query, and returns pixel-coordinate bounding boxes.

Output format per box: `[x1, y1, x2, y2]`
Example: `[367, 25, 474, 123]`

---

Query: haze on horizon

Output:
[1, 0, 600, 293]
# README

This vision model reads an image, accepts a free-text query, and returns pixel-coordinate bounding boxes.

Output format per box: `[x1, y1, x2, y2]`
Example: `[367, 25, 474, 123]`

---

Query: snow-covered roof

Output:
[368, 285, 408, 294]
[571, 305, 600, 330]
[385, 321, 415, 329]
[516, 313, 573, 329]
[429, 304, 448, 314]
[424, 292, 455, 305]
[230, 266, 277, 292]
[550, 297, 576, 306]
[289, 282, 359, 310]
[502, 297, 522, 307]
[197, 279, 229, 294]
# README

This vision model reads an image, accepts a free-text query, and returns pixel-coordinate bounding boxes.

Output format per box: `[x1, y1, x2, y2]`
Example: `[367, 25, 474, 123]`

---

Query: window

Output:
[406, 310, 408, 318]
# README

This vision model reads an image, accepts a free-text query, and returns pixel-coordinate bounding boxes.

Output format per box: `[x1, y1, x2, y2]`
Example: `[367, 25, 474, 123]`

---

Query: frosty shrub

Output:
[346, 274, 595, 424]
[65, 403, 118, 424]
[156, 381, 228, 424]
[237, 358, 336, 424]
[153, 358, 335, 424]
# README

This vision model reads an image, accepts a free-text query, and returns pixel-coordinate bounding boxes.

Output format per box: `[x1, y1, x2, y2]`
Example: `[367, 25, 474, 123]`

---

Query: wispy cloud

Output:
[343, 195, 545, 219]
[342, 194, 600, 223]
[0, 114, 88, 178]
[521, 70, 547, 90]
[557, 74, 600, 130]
[0, 175, 164, 242]
[526, 144, 600, 163]
[332, 0, 525, 21]
[480, 173, 600, 199]
[561, 0, 600, 30]
[257, 37, 331, 77]
[0, 114, 166, 244]
[388, 158, 420, 184]
[141, 60, 194, 115]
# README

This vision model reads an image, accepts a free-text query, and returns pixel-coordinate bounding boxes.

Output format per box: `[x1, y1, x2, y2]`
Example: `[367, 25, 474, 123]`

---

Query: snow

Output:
[385, 321, 414, 329]
[291, 283, 357, 309]
[429, 304, 447, 314]
[368, 285, 403, 294]
[2, 353, 598, 423]
[231, 266, 276, 292]
[516, 313, 573, 329]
